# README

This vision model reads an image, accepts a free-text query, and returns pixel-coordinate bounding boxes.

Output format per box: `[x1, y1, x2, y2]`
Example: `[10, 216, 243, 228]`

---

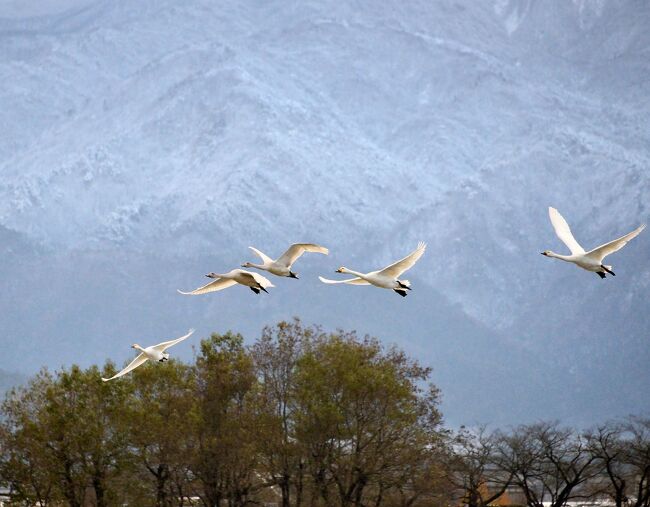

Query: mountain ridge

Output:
[1, 0, 648, 424]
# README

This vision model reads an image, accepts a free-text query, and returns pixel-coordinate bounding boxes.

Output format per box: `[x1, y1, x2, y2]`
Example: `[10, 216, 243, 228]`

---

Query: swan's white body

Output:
[242, 243, 329, 278]
[102, 329, 195, 381]
[542, 207, 645, 278]
[178, 269, 274, 295]
[319, 242, 426, 297]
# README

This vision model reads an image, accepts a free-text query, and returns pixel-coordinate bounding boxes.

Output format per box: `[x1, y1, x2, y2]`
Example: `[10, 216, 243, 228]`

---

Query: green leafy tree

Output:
[252, 318, 325, 507]
[0, 364, 134, 507]
[44, 364, 134, 507]
[0, 370, 60, 506]
[190, 331, 264, 507]
[293, 331, 445, 507]
[126, 360, 197, 507]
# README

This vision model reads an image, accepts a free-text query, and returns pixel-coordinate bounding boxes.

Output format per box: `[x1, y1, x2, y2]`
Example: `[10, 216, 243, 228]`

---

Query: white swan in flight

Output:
[319, 242, 426, 297]
[241, 243, 329, 278]
[102, 329, 195, 381]
[542, 207, 645, 278]
[178, 269, 274, 295]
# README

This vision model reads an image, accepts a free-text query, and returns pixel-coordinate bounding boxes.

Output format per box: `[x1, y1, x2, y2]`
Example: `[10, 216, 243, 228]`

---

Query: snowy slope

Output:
[1, 0, 649, 424]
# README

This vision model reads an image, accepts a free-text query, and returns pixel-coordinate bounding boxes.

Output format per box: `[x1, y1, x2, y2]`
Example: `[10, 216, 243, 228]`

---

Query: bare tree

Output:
[449, 426, 513, 507]
[586, 421, 629, 507]
[587, 417, 650, 507]
[495, 422, 602, 507]
[626, 417, 650, 507]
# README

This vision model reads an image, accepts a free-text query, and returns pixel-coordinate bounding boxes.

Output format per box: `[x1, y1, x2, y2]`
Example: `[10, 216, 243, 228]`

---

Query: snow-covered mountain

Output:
[1, 0, 648, 425]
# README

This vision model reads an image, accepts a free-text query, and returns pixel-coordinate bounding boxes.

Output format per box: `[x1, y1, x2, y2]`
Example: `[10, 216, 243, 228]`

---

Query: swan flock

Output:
[104, 213, 645, 380]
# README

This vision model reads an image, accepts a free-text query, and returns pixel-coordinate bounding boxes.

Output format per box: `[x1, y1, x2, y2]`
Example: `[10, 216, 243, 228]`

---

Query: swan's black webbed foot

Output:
[250, 287, 261, 294]
[394, 289, 408, 297]
[597, 272, 606, 279]
[601, 265, 615, 276]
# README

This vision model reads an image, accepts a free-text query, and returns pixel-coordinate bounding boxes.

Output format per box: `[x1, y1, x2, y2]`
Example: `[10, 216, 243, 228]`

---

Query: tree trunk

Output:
[280, 474, 290, 507]
[353, 474, 367, 507]
[295, 460, 304, 507]
[155, 464, 169, 507]
[614, 489, 626, 507]
[92, 474, 107, 507]
[467, 488, 478, 507]
[62, 458, 81, 507]
[315, 468, 329, 506]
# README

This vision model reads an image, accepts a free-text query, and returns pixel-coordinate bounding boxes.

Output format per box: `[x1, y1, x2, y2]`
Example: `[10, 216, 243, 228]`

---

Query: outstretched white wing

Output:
[153, 328, 195, 352]
[177, 278, 237, 295]
[102, 353, 148, 381]
[548, 207, 585, 255]
[376, 242, 426, 278]
[277, 243, 329, 267]
[248, 246, 274, 265]
[586, 224, 646, 262]
[318, 276, 370, 285]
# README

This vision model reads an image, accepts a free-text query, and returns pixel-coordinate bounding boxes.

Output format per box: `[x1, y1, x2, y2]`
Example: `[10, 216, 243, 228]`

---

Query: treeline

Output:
[451, 419, 650, 507]
[0, 319, 648, 507]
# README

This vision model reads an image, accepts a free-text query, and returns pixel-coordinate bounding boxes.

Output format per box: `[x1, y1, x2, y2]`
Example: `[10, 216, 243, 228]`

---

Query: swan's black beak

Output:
[540, 252, 548, 256]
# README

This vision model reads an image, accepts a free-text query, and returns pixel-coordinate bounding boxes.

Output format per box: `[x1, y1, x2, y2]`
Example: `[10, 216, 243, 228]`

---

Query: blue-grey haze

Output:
[0, 0, 649, 426]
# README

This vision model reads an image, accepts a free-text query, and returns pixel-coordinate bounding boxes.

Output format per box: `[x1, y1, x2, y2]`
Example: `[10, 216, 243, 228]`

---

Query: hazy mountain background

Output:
[1, 0, 649, 426]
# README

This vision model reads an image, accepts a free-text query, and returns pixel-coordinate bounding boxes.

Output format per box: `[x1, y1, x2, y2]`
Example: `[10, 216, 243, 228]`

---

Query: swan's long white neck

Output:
[546, 251, 573, 262]
[244, 262, 266, 270]
[341, 268, 368, 279]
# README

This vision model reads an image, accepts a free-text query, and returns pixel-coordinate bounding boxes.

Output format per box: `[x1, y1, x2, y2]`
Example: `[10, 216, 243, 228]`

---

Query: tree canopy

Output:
[0, 319, 648, 507]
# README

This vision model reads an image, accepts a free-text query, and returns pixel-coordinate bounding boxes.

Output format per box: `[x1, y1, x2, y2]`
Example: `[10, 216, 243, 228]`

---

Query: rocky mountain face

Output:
[0, 0, 648, 424]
